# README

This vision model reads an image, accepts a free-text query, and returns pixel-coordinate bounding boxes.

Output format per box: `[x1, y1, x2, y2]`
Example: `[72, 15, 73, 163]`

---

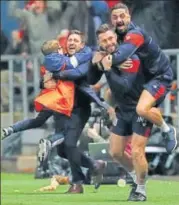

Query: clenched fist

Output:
[101, 55, 112, 71]
[92, 51, 107, 64]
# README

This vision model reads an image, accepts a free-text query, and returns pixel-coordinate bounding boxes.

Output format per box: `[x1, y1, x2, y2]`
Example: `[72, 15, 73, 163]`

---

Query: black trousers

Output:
[56, 106, 95, 183]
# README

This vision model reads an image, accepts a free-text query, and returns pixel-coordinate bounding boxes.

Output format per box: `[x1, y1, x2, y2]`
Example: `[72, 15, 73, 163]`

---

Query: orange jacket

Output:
[34, 66, 75, 117]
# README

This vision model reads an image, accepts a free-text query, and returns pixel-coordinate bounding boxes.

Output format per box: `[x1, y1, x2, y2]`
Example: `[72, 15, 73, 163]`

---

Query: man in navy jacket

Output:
[88, 24, 155, 201]
[99, 3, 177, 155]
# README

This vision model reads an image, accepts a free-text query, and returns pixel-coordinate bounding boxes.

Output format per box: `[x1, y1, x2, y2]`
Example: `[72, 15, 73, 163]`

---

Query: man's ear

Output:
[126, 14, 131, 23]
[114, 33, 118, 41]
[97, 38, 99, 45]
[81, 42, 85, 49]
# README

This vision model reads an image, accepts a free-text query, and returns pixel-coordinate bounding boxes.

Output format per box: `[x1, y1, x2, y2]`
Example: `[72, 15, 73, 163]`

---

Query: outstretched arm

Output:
[106, 55, 141, 93]
[112, 31, 144, 65]
[53, 61, 90, 80]
[44, 46, 92, 72]
[8, 1, 29, 21]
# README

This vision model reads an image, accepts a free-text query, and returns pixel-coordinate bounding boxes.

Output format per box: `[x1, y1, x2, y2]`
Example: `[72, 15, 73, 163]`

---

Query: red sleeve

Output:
[124, 33, 144, 47]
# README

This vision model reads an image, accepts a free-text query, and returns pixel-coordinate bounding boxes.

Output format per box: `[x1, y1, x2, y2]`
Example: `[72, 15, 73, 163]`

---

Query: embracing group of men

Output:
[2, 3, 177, 202]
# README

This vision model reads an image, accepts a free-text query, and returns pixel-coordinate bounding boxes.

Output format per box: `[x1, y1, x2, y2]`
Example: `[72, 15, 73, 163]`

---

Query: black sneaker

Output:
[2, 127, 14, 139]
[128, 182, 137, 199]
[162, 125, 177, 153]
[128, 191, 147, 201]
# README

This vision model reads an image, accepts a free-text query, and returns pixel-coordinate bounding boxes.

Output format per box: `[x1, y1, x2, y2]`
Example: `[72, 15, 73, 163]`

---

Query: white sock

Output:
[128, 170, 137, 184]
[160, 120, 170, 132]
[136, 184, 146, 196]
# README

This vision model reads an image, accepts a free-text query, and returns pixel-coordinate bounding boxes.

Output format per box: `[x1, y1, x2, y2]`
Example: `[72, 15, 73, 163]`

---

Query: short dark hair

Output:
[111, 3, 129, 13]
[68, 30, 85, 43]
[96, 24, 114, 37]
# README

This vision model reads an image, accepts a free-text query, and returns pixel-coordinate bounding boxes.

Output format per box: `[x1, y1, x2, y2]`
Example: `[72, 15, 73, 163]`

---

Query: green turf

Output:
[1, 173, 179, 205]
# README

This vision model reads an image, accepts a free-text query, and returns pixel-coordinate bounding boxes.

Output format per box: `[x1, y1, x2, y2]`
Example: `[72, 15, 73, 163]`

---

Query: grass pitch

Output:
[1, 173, 179, 205]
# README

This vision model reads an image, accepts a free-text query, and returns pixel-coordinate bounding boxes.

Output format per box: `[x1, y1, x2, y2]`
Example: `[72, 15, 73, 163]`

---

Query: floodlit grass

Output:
[1, 173, 179, 205]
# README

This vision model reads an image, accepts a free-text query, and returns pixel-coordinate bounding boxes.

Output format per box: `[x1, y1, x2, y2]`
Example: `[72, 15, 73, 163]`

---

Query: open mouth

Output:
[117, 22, 125, 29]
[68, 48, 76, 53]
[69, 46, 76, 50]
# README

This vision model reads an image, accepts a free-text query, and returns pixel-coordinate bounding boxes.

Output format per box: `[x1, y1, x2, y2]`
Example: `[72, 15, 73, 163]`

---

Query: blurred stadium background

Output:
[1, 0, 179, 187]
